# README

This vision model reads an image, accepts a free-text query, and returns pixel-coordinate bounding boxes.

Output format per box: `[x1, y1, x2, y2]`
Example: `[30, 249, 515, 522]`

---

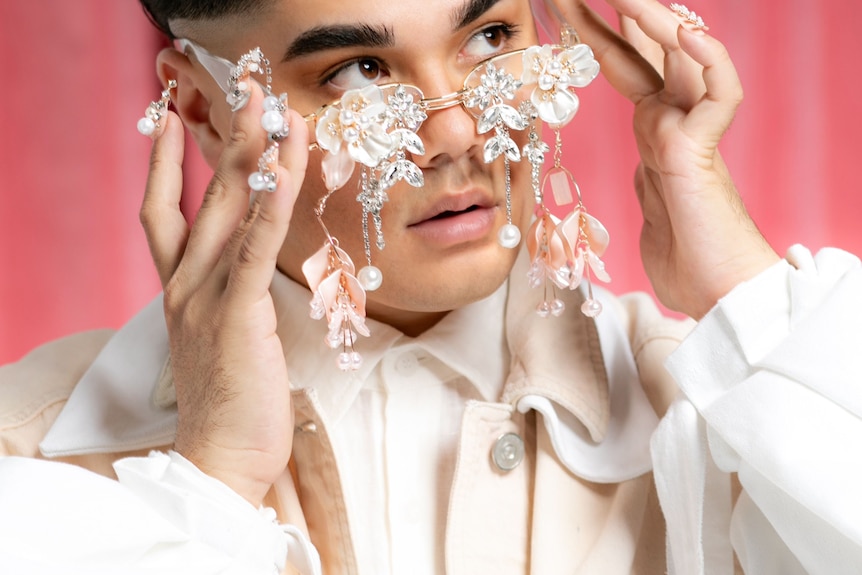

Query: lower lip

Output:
[408, 207, 497, 246]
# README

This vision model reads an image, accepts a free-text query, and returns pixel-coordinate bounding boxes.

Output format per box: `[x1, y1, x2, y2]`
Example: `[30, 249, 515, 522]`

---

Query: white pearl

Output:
[350, 352, 363, 369]
[550, 298, 566, 317]
[581, 298, 603, 317]
[358, 265, 383, 291]
[248, 172, 267, 192]
[337, 352, 352, 371]
[536, 301, 551, 318]
[497, 224, 521, 249]
[260, 110, 285, 134]
[262, 95, 280, 111]
[342, 126, 360, 143]
[137, 117, 155, 136]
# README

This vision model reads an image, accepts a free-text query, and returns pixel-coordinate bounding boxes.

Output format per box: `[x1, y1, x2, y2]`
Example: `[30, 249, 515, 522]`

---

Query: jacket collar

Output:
[504, 248, 659, 482]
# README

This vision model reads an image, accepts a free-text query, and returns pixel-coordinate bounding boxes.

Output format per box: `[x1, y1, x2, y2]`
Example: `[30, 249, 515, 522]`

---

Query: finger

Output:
[224, 110, 309, 305]
[605, 0, 708, 108]
[175, 82, 269, 284]
[548, 0, 663, 102]
[603, 0, 685, 49]
[619, 14, 664, 76]
[217, 107, 307, 280]
[140, 110, 190, 287]
[678, 27, 744, 143]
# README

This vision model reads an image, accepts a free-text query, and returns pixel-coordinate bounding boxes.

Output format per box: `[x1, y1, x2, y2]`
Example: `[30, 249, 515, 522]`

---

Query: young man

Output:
[1, 0, 860, 573]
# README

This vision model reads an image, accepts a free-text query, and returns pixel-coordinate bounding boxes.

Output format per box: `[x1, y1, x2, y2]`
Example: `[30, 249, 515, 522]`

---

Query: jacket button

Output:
[296, 421, 318, 433]
[492, 432, 524, 471]
[394, 352, 419, 376]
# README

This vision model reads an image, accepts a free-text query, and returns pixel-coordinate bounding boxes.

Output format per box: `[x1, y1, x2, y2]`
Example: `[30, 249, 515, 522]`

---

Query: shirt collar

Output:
[272, 271, 509, 425]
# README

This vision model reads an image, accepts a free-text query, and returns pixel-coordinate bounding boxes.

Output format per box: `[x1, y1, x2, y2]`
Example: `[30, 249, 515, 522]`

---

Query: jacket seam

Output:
[0, 393, 69, 431]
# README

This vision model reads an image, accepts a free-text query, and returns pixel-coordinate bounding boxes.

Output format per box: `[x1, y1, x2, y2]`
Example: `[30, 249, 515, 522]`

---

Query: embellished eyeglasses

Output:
[178, 32, 599, 189]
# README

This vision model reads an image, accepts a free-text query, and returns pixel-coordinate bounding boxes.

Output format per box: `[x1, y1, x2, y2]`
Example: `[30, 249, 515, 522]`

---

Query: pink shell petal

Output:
[583, 213, 610, 257]
[301, 243, 333, 291]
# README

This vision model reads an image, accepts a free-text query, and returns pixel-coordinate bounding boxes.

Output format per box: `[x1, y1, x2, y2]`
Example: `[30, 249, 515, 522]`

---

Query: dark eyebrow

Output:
[451, 0, 504, 30]
[283, 24, 395, 60]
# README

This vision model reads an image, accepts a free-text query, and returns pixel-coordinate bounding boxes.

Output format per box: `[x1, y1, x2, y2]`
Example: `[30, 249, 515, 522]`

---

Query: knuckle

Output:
[235, 241, 259, 269]
[227, 124, 252, 148]
[162, 282, 185, 319]
[139, 201, 162, 231]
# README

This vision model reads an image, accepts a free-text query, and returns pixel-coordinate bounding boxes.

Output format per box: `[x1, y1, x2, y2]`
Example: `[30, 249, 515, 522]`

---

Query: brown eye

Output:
[328, 58, 387, 90]
[357, 59, 380, 80]
[464, 24, 517, 59]
[482, 28, 505, 49]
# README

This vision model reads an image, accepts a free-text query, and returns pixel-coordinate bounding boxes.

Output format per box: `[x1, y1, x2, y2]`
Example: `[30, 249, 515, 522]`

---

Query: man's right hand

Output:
[140, 80, 309, 507]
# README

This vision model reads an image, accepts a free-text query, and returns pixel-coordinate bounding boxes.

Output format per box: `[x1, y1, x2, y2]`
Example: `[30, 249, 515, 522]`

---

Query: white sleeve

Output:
[0, 451, 321, 575]
[652, 245, 862, 575]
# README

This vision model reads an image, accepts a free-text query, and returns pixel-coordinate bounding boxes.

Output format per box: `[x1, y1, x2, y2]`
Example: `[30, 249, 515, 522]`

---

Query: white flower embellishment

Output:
[316, 85, 396, 190]
[522, 43, 600, 128]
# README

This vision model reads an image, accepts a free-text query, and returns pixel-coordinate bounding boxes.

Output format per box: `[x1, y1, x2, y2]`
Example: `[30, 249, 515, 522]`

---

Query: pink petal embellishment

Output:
[321, 148, 355, 191]
[301, 243, 333, 292]
[556, 208, 583, 263]
[583, 212, 610, 257]
[587, 251, 611, 283]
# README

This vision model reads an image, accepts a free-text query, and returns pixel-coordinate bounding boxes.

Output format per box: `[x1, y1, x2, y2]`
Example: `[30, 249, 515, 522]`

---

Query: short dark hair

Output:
[138, 0, 271, 39]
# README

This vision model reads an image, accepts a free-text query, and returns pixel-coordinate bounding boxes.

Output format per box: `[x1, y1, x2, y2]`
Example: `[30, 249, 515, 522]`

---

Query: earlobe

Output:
[156, 47, 227, 168]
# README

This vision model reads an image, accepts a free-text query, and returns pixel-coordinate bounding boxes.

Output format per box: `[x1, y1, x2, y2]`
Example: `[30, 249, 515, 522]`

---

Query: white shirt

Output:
[273, 280, 510, 575]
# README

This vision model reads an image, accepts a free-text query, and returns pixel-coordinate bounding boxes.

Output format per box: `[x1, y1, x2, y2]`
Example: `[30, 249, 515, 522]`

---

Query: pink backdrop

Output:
[1, 1, 861, 363]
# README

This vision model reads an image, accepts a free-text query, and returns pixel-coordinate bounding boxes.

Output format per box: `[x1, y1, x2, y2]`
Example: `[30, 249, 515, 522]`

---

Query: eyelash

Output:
[319, 22, 521, 89]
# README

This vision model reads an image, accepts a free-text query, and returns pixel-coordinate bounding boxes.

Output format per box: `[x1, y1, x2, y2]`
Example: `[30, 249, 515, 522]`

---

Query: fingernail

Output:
[136, 79, 176, 138]
[669, 3, 710, 33]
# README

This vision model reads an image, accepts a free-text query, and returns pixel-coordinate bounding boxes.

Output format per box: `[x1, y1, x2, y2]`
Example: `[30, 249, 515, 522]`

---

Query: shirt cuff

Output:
[114, 451, 321, 575]
[665, 244, 861, 408]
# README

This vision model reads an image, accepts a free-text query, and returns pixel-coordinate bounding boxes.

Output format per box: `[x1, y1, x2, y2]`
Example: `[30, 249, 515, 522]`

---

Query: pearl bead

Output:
[536, 301, 551, 318]
[581, 298, 603, 317]
[350, 352, 363, 369]
[260, 110, 284, 134]
[248, 172, 267, 192]
[342, 127, 360, 143]
[539, 74, 555, 91]
[262, 95, 280, 111]
[358, 265, 383, 291]
[337, 352, 352, 371]
[497, 224, 521, 249]
[137, 117, 155, 136]
[550, 298, 566, 317]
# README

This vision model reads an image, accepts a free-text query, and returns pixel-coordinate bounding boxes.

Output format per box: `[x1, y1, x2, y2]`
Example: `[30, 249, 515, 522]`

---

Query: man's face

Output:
[178, 0, 539, 331]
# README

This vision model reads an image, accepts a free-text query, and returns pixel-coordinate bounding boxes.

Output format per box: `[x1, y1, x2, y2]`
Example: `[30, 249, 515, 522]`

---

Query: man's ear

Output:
[156, 47, 228, 168]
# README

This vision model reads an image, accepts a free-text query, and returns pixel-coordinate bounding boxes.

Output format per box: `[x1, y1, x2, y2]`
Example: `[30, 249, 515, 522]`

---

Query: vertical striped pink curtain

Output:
[1, 1, 860, 363]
